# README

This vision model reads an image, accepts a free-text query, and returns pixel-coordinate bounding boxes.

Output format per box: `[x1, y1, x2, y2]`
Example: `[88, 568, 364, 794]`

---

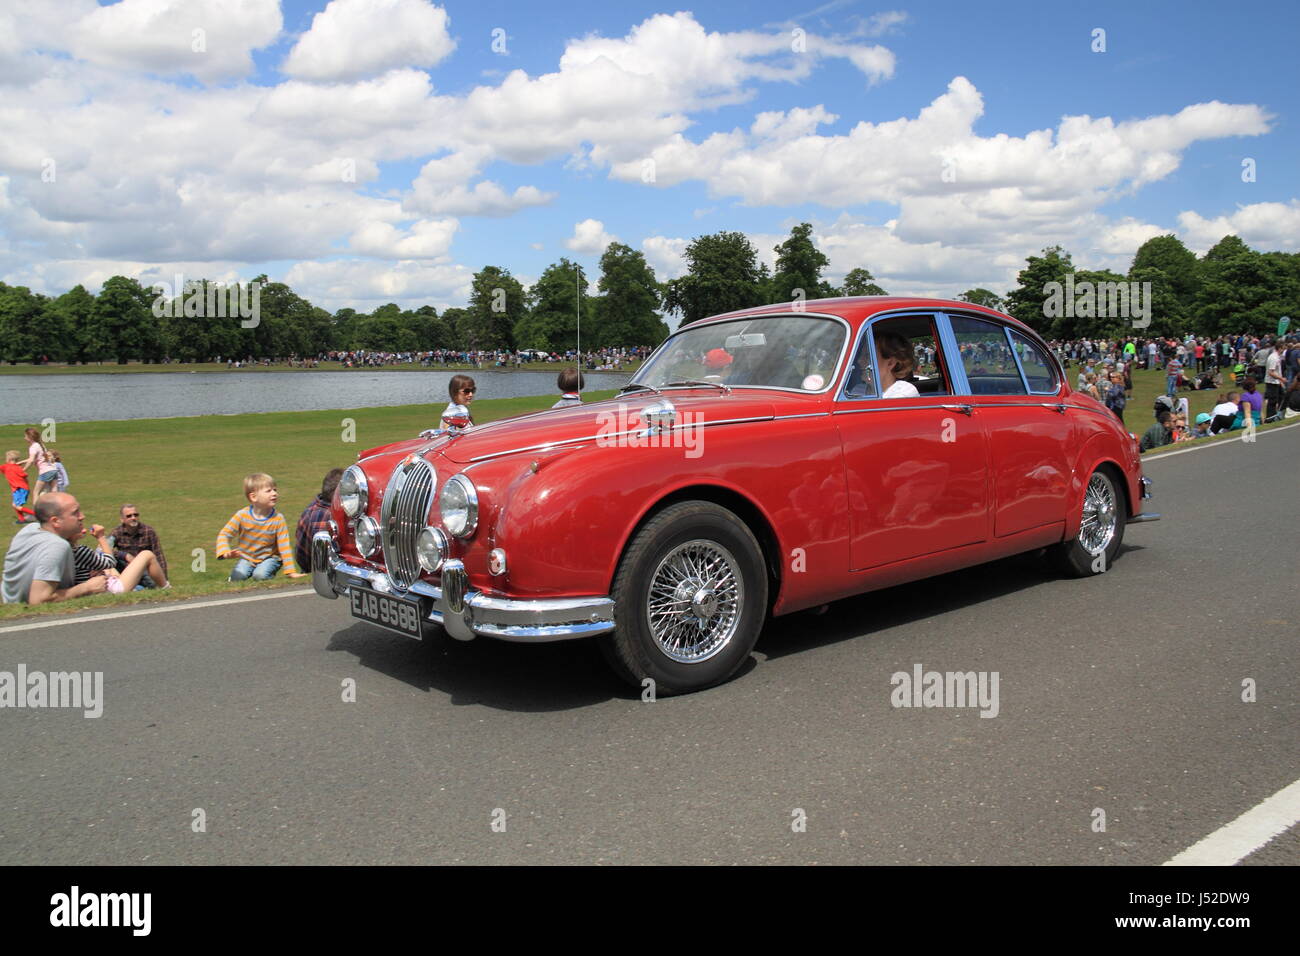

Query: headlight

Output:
[339, 465, 368, 517]
[440, 474, 478, 538]
[354, 516, 380, 557]
[416, 526, 448, 572]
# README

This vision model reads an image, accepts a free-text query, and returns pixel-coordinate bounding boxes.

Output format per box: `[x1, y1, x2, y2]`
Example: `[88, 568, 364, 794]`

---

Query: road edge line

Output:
[1163, 777, 1300, 866]
[0, 587, 315, 634]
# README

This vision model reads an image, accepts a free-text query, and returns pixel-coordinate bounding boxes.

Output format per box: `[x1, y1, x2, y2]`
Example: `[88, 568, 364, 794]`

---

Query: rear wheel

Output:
[601, 501, 768, 695]
[1049, 469, 1126, 577]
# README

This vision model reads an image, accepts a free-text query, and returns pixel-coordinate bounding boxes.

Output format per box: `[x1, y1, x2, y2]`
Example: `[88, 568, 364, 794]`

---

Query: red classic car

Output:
[312, 297, 1159, 694]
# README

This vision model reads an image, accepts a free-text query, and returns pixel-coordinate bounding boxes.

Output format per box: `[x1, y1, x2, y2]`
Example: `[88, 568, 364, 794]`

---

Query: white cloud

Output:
[67, 0, 282, 82]
[565, 219, 617, 255]
[641, 235, 689, 279]
[283, 0, 456, 82]
[284, 258, 473, 311]
[348, 218, 458, 259]
[1176, 201, 1300, 253]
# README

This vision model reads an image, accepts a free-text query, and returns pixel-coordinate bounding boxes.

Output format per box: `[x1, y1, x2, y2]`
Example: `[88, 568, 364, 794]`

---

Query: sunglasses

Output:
[459, 388, 476, 394]
[123, 513, 139, 518]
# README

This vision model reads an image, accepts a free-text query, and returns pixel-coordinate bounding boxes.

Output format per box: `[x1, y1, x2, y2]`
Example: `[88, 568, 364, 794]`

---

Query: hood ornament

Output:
[642, 398, 677, 435]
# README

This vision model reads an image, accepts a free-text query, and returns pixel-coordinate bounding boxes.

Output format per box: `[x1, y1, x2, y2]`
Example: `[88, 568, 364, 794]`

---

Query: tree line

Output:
[3, 225, 1292, 365]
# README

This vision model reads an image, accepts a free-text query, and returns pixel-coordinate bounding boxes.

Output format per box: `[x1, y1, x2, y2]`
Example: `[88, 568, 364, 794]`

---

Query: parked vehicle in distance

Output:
[312, 297, 1160, 694]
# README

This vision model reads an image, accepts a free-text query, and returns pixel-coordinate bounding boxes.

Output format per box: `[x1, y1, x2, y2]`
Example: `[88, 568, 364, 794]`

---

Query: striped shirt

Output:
[72, 545, 115, 585]
[217, 506, 299, 573]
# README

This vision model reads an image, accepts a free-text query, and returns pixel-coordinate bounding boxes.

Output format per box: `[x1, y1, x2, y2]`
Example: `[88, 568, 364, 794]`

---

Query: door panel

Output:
[974, 401, 1074, 536]
[837, 403, 989, 570]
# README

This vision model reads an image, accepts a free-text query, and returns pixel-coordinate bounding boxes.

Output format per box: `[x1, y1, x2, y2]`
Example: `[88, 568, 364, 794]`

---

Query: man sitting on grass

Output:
[1, 493, 108, 604]
[109, 503, 167, 588]
[217, 473, 305, 582]
[1140, 411, 1174, 452]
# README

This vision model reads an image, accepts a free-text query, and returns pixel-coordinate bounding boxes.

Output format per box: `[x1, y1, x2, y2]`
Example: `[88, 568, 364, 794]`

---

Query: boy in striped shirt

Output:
[217, 473, 305, 581]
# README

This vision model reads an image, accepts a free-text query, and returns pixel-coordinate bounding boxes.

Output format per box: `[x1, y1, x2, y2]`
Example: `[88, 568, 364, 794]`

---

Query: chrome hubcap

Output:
[1079, 474, 1117, 556]
[647, 539, 743, 664]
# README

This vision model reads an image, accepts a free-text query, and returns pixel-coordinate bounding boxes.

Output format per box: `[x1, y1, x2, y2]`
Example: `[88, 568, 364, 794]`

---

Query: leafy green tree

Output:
[519, 259, 586, 351]
[465, 266, 525, 349]
[842, 268, 888, 297]
[440, 307, 469, 350]
[595, 243, 667, 346]
[0, 283, 46, 364]
[1004, 245, 1074, 333]
[770, 223, 830, 303]
[91, 276, 159, 363]
[1193, 238, 1293, 335]
[1126, 266, 1181, 337]
[46, 285, 96, 363]
[957, 288, 1003, 311]
[662, 231, 763, 324]
[1129, 234, 1199, 314]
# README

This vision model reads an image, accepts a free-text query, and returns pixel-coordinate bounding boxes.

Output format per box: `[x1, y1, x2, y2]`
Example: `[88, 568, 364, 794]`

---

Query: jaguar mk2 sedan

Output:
[312, 297, 1159, 694]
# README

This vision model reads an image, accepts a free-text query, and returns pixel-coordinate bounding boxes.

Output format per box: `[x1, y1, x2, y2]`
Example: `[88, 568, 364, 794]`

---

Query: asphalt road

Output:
[1, 426, 1296, 865]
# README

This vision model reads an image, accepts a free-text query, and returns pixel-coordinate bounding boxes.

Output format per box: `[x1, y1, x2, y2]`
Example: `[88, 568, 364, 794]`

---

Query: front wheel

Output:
[601, 501, 769, 695]
[1049, 469, 1126, 577]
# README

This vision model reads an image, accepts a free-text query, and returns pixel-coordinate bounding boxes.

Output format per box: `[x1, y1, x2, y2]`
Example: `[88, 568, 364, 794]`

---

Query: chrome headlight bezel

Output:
[440, 474, 479, 538]
[354, 515, 380, 557]
[416, 526, 448, 572]
[339, 465, 369, 518]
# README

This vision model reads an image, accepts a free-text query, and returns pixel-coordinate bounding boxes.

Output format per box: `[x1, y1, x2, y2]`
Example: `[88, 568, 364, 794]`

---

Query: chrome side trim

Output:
[464, 415, 774, 463]
[1127, 513, 1161, 524]
[832, 403, 972, 416]
[771, 412, 831, 420]
[317, 551, 617, 644]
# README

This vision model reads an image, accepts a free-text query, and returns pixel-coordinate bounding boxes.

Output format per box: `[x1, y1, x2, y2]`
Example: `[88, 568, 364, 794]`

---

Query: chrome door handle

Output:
[942, 404, 974, 416]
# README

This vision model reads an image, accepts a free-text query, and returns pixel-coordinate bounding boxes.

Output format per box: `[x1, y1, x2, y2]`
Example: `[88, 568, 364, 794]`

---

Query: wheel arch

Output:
[612, 484, 783, 613]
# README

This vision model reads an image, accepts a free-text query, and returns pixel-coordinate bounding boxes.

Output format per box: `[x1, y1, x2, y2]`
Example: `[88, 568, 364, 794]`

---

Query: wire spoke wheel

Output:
[646, 539, 743, 664]
[1078, 473, 1118, 556]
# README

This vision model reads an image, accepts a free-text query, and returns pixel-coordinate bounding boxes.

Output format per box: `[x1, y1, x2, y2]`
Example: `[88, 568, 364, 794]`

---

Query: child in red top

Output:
[2, 450, 36, 523]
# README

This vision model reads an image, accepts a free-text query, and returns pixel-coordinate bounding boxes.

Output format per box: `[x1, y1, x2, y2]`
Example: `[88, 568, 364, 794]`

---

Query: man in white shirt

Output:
[1264, 341, 1286, 420]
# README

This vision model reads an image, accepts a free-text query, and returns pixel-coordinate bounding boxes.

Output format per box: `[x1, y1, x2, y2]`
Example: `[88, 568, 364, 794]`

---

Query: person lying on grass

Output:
[2, 493, 107, 604]
[216, 473, 305, 582]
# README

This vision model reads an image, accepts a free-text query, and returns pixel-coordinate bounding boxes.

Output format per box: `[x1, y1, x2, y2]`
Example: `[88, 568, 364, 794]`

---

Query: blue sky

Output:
[2, 0, 1296, 314]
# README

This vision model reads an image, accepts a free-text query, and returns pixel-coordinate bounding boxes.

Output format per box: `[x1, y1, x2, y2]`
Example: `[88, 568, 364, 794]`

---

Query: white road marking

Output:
[1163, 777, 1300, 866]
[1144, 420, 1299, 461]
[0, 587, 314, 634]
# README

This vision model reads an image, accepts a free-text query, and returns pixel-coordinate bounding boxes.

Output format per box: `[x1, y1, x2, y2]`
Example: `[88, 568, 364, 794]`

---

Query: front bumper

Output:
[311, 532, 615, 643]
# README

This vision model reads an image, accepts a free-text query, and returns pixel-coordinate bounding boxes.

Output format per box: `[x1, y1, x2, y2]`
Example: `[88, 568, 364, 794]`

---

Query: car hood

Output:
[427, 389, 824, 464]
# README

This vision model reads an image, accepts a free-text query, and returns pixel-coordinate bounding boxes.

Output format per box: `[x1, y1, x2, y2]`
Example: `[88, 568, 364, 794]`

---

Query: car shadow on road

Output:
[755, 545, 1142, 661]
[324, 544, 1141, 710]
[326, 621, 623, 711]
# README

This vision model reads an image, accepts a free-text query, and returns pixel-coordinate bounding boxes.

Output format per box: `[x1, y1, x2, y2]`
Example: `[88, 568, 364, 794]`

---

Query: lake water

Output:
[0, 369, 632, 424]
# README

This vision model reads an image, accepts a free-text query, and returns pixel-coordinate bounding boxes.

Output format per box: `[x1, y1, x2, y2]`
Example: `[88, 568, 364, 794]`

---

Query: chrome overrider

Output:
[311, 532, 616, 643]
[1127, 476, 1161, 524]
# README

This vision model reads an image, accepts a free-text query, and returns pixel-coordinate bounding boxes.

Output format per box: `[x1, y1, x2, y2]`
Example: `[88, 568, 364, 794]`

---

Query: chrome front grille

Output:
[379, 456, 436, 590]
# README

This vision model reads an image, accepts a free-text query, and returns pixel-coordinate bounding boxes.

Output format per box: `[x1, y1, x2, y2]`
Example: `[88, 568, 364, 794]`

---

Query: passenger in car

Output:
[875, 331, 920, 399]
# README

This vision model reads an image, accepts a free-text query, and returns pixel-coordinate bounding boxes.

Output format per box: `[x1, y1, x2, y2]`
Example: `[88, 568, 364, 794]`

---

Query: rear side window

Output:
[950, 315, 1026, 396]
[1008, 329, 1059, 394]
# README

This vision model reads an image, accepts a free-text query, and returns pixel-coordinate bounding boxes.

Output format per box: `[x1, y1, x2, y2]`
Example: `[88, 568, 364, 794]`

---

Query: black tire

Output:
[1049, 468, 1126, 577]
[600, 501, 768, 695]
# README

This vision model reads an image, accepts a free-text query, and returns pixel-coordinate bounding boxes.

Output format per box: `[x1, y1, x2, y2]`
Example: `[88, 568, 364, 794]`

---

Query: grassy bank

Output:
[0, 388, 621, 621]
[0, 360, 643, 375]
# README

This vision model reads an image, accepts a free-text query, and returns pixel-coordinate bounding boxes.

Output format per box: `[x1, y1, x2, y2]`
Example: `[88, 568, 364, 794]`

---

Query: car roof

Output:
[682, 295, 1041, 339]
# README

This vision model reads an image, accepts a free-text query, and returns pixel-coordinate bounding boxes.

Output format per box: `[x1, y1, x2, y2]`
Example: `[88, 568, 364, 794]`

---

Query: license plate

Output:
[350, 587, 423, 639]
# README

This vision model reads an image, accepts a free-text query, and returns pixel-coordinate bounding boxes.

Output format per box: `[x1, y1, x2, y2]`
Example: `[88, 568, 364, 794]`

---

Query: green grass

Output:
[0, 360, 643, 375]
[0, 388, 621, 620]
